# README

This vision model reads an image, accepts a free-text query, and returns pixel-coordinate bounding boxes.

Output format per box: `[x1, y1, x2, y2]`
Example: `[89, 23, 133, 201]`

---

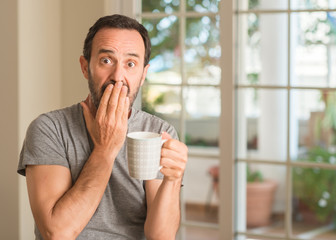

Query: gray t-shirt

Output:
[17, 103, 178, 240]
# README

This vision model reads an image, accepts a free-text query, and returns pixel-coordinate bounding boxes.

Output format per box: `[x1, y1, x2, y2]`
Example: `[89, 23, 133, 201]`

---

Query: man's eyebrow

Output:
[98, 49, 115, 54]
[127, 53, 140, 59]
[98, 49, 140, 58]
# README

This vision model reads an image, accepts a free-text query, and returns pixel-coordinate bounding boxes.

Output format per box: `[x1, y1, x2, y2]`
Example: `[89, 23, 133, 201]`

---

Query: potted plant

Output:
[293, 90, 336, 228]
[246, 166, 278, 227]
[292, 147, 336, 227]
[208, 165, 277, 227]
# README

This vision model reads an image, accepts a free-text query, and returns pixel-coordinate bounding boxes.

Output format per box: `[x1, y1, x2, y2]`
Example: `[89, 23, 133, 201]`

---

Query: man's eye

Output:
[101, 58, 112, 64]
[128, 62, 135, 68]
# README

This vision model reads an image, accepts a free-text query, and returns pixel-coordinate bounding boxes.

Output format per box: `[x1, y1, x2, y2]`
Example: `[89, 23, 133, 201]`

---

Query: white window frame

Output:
[106, 0, 336, 239]
[137, 2, 228, 239]
[105, 0, 234, 239]
[235, 1, 336, 240]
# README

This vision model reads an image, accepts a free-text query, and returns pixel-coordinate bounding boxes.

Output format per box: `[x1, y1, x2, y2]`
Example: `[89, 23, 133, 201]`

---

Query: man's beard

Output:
[87, 68, 141, 110]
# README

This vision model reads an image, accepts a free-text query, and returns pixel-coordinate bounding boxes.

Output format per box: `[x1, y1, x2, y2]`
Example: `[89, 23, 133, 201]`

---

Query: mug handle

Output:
[158, 139, 167, 171]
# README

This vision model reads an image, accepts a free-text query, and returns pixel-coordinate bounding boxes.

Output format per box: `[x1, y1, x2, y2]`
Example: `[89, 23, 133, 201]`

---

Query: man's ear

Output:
[79, 55, 89, 80]
[140, 64, 150, 86]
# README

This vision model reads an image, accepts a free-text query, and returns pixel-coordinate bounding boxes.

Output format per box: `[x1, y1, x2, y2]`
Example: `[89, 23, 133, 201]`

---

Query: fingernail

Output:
[116, 82, 122, 88]
[107, 84, 113, 90]
[121, 85, 127, 92]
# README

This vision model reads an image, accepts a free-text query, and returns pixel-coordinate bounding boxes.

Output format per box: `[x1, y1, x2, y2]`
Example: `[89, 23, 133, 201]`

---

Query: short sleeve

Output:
[17, 114, 69, 176]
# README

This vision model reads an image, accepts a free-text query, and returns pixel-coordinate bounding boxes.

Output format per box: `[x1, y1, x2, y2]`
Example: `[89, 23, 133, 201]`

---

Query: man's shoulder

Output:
[131, 108, 168, 125]
[28, 103, 82, 134]
[44, 103, 81, 118]
[35, 103, 81, 122]
[18, 103, 85, 177]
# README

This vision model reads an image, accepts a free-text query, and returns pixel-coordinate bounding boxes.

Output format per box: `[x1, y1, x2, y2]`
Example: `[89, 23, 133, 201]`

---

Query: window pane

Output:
[291, 90, 336, 162]
[291, 12, 336, 87]
[141, 85, 181, 135]
[238, 0, 288, 11]
[236, 162, 286, 237]
[142, 17, 181, 84]
[183, 157, 219, 223]
[292, 167, 336, 239]
[185, 86, 220, 147]
[291, 0, 336, 10]
[186, 0, 220, 13]
[237, 13, 288, 86]
[237, 89, 288, 161]
[186, 16, 221, 85]
[142, 0, 180, 13]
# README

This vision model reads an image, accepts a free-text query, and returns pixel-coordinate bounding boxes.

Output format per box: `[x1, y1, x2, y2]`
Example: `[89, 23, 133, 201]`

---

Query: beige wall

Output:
[61, 0, 105, 107]
[1, 0, 137, 238]
[0, 0, 19, 239]
[18, 1, 62, 239]
[0, 0, 106, 239]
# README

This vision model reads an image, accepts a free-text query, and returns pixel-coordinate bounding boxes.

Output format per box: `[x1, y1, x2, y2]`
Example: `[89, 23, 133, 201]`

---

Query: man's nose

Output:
[111, 63, 125, 82]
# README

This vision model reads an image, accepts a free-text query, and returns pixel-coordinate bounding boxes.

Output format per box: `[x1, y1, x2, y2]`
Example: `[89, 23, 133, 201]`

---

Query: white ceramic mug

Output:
[127, 131, 166, 180]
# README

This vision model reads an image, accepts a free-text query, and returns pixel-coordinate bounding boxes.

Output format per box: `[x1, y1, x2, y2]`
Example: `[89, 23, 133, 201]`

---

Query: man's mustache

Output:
[101, 80, 130, 96]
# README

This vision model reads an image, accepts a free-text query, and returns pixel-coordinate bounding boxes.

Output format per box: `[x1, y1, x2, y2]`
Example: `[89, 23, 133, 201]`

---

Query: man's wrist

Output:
[162, 177, 184, 189]
[91, 147, 118, 163]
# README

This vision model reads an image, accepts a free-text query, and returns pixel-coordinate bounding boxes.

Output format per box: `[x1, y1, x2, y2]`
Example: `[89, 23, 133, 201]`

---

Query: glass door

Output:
[138, 1, 222, 239]
[235, 0, 336, 239]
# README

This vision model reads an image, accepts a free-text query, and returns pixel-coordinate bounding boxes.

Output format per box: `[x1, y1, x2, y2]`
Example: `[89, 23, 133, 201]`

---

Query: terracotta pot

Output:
[246, 180, 277, 227]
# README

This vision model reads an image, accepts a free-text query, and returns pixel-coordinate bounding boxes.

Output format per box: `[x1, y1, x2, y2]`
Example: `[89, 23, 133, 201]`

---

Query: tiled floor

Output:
[184, 226, 219, 240]
[185, 203, 218, 223]
[181, 203, 219, 240]
[182, 203, 336, 240]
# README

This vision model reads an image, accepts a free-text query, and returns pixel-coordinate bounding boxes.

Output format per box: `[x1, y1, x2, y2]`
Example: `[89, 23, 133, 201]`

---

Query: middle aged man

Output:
[18, 14, 188, 240]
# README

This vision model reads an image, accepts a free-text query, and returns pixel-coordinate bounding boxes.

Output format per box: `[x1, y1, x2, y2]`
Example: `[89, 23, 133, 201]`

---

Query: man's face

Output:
[80, 28, 149, 109]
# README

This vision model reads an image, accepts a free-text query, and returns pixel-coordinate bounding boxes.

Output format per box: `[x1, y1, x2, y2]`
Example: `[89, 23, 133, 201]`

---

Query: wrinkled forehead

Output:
[91, 28, 145, 59]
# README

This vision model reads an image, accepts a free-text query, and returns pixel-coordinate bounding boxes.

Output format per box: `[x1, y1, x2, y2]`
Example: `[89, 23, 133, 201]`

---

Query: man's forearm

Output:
[144, 179, 182, 240]
[40, 85, 129, 239]
[35, 150, 116, 239]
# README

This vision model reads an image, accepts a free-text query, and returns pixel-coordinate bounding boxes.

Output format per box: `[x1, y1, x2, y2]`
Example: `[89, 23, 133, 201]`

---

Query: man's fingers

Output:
[115, 85, 128, 121]
[122, 97, 130, 122]
[162, 139, 188, 155]
[160, 156, 185, 171]
[106, 82, 123, 118]
[159, 139, 188, 181]
[96, 84, 113, 120]
[161, 132, 172, 140]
